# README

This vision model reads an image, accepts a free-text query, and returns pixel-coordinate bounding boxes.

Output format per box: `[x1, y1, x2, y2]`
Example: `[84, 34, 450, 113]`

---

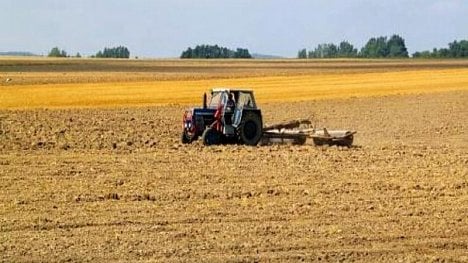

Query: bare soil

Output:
[2, 58, 468, 86]
[0, 91, 467, 262]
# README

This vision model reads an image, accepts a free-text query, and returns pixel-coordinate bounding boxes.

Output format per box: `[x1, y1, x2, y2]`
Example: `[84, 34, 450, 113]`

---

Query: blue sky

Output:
[1, 0, 467, 57]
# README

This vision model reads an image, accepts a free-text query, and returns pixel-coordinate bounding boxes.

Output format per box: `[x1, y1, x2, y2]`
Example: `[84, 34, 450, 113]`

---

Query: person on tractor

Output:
[225, 93, 235, 125]
[226, 93, 235, 112]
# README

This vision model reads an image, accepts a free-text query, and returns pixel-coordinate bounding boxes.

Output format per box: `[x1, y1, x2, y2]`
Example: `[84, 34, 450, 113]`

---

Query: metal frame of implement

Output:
[262, 119, 356, 147]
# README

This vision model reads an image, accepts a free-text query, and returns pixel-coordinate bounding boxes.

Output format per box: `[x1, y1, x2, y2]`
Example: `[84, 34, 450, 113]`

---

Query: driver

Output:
[226, 93, 235, 113]
[224, 93, 236, 125]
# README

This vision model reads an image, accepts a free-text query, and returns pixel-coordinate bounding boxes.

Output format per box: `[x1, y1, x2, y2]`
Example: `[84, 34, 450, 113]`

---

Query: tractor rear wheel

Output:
[202, 128, 221, 146]
[238, 112, 262, 146]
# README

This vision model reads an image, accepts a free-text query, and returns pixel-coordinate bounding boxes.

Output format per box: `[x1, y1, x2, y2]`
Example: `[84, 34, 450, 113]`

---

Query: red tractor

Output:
[182, 89, 263, 146]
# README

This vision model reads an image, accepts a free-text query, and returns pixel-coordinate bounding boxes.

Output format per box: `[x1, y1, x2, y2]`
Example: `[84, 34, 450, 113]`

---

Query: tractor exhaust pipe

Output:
[203, 93, 207, 109]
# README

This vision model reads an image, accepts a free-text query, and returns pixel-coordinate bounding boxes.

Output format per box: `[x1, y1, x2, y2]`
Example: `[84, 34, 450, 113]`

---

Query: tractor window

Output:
[238, 92, 255, 108]
[209, 92, 222, 108]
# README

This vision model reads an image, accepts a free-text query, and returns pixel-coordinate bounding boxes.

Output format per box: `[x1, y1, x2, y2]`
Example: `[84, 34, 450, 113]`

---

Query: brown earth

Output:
[0, 90, 467, 262]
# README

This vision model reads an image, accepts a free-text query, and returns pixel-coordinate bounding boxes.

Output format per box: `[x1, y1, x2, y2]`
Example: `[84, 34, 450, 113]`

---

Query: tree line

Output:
[298, 35, 408, 58]
[48, 46, 130, 58]
[180, 45, 252, 59]
[93, 46, 130, 58]
[299, 36, 468, 59]
[298, 41, 358, 58]
[46, 38, 467, 59]
[413, 40, 468, 58]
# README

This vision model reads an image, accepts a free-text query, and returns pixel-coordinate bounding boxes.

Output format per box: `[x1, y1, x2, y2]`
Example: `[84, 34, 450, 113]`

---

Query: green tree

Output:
[95, 46, 130, 58]
[48, 47, 61, 57]
[181, 47, 192, 58]
[234, 48, 251, 58]
[360, 37, 389, 58]
[412, 51, 431, 58]
[387, 35, 408, 58]
[308, 50, 317, 58]
[327, 43, 338, 58]
[438, 48, 450, 58]
[448, 40, 468, 57]
[338, 41, 357, 57]
[309, 43, 338, 58]
[48, 47, 67, 57]
[297, 48, 307, 59]
[180, 45, 251, 59]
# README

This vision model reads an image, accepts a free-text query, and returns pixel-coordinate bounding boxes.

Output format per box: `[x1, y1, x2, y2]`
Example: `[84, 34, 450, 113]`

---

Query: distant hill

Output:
[0, 51, 38, 56]
[251, 53, 284, 59]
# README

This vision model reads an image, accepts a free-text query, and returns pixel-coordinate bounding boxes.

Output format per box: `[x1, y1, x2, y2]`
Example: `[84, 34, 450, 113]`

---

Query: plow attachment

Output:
[261, 119, 356, 147]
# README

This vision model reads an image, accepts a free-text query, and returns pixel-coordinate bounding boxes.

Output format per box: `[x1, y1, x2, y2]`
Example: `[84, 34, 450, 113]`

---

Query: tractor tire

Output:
[339, 135, 354, 148]
[202, 128, 221, 146]
[181, 131, 192, 144]
[238, 111, 262, 146]
[293, 135, 307, 145]
[312, 137, 326, 146]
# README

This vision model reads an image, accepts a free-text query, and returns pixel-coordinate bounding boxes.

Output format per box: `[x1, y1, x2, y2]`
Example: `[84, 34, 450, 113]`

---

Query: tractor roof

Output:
[211, 88, 253, 93]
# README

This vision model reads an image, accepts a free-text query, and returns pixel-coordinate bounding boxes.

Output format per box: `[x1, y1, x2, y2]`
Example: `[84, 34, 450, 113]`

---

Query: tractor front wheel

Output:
[181, 131, 191, 144]
[181, 130, 198, 144]
[202, 128, 221, 146]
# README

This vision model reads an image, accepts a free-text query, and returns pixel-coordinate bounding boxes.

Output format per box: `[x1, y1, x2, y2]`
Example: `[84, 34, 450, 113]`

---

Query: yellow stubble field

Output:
[1, 58, 468, 109]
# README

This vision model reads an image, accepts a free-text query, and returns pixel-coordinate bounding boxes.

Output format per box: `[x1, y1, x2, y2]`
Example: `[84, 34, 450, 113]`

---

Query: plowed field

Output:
[0, 59, 467, 262]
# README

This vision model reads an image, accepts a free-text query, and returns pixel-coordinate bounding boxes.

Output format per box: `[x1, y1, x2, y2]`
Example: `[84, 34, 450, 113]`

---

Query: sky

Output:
[1, 0, 467, 58]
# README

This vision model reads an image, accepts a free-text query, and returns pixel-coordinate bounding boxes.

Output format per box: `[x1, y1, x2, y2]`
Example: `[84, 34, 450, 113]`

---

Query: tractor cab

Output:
[208, 89, 257, 110]
[208, 89, 257, 136]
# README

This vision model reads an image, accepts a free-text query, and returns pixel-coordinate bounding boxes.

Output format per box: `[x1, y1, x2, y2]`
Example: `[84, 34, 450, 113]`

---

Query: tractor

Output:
[181, 89, 263, 146]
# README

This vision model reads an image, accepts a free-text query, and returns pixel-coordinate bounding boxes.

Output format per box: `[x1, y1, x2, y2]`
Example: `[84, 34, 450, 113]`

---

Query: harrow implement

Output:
[262, 119, 356, 147]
